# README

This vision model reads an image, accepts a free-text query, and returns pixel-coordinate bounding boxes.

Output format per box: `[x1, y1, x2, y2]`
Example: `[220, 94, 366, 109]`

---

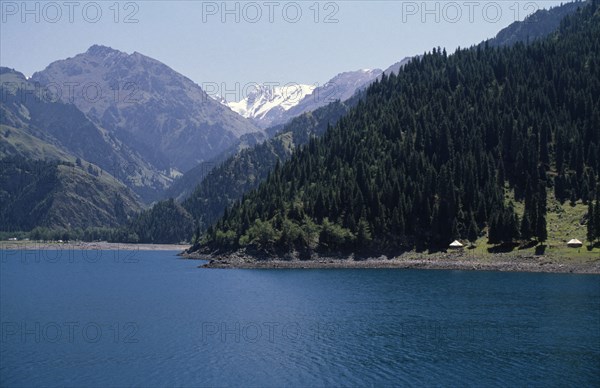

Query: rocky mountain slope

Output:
[224, 65, 413, 129]
[1, 67, 169, 203]
[486, 0, 586, 47]
[31, 45, 262, 179]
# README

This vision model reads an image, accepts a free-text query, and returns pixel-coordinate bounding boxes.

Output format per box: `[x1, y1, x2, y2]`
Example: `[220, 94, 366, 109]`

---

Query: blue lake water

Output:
[1, 248, 599, 386]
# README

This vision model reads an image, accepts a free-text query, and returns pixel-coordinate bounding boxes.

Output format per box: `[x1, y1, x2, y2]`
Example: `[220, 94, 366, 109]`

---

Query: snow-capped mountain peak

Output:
[216, 60, 414, 129]
[226, 83, 316, 121]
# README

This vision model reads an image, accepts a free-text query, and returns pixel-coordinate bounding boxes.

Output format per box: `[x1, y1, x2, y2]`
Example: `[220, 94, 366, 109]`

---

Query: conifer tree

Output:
[587, 199, 595, 244]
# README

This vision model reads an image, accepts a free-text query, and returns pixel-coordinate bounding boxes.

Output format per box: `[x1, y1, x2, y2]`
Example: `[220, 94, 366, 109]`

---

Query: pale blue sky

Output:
[1, 1, 566, 95]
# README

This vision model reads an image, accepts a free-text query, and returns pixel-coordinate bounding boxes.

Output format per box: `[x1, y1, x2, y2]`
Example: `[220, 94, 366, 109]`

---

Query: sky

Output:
[1, 0, 567, 100]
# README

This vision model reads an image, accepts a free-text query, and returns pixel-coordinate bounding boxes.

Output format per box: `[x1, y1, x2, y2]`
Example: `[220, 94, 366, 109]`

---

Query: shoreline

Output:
[0, 241, 191, 251]
[184, 250, 600, 274]
[2, 241, 597, 274]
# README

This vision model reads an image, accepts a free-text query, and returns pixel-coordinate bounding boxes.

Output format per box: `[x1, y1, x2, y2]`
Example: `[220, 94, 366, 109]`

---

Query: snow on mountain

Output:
[213, 59, 415, 130]
[225, 83, 316, 125]
[278, 68, 384, 128]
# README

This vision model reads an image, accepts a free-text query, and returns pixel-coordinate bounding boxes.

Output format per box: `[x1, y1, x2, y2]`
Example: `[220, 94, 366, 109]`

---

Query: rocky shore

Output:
[183, 249, 600, 274]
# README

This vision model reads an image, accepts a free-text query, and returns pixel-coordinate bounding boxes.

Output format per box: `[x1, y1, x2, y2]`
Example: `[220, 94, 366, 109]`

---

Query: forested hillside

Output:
[119, 99, 355, 243]
[0, 157, 141, 232]
[122, 199, 194, 244]
[182, 99, 356, 229]
[198, 3, 599, 255]
[164, 131, 267, 202]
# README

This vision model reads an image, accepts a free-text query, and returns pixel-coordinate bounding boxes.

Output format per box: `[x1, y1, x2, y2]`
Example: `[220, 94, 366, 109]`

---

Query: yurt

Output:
[449, 240, 464, 250]
[567, 239, 583, 248]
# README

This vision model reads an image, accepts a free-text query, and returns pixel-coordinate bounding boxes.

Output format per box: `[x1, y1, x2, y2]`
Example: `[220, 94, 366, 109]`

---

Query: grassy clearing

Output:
[464, 188, 600, 263]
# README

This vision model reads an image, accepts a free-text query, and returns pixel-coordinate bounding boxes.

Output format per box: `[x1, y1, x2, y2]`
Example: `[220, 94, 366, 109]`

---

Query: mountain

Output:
[0, 157, 141, 232]
[225, 68, 395, 129]
[119, 98, 357, 244]
[182, 98, 357, 230]
[164, 131, 267, 202]
[486, 0, 586, 47]
[1, 68, 144, 233]
[279, 69, 382, 124]
[171, 60, 415, 202]
[0, 67, 168, 203]
[31, 45, 261, 179]
[133, 58, 417, 242]
[227, 83, 317, 128]
[196, 2, 600, 255]
[382, 57, 415, 77]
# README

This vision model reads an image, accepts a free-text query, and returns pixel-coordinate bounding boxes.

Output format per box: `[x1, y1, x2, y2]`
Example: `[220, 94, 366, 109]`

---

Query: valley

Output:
[0, 1, 598, 268]
[1, 2, 599, 387]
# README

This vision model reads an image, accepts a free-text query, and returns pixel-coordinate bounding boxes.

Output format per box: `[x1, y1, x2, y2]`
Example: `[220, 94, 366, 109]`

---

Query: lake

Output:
[1, 248, 599, 386]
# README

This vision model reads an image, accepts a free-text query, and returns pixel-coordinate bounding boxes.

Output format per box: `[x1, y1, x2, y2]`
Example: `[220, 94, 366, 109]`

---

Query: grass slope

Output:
[0, 124, 72, 161]
[466, 190, 600, 263]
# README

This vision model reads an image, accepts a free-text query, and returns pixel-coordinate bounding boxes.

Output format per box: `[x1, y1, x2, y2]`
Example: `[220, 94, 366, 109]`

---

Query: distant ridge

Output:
[485, 0, 586, 47]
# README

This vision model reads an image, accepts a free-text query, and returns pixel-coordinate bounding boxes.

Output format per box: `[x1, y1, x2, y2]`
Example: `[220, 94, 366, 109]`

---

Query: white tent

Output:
[449, 240, 464, 249]
[567, 239, 583, 248]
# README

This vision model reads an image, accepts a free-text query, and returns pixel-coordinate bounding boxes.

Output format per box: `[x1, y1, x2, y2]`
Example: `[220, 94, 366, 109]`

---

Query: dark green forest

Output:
[182, 100, 356, 230]
[198, 3, 600, 255]
[121, 199, 195, 244]
[109, 99, 355, 244]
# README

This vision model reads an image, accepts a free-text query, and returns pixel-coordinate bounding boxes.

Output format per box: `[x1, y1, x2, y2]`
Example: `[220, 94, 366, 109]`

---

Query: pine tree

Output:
[587, 199, 595, 244]
[356, 217, 373, 247]
[488, 212, 501, 244]
[506, 206, 520, 242]
[521, 213, 532, 240]
[536, 211, 548, 244]
[535, 182, 548, 243]
[595, 196, 600, 244]
[467, 214, 479, 243]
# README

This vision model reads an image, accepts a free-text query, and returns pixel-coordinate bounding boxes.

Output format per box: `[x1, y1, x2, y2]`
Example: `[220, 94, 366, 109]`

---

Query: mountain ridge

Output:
[1, 67, 170, 203]
[223, 67, 402, 129]
[31, 44, 262, 184]
[485, 0, 587, 47]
